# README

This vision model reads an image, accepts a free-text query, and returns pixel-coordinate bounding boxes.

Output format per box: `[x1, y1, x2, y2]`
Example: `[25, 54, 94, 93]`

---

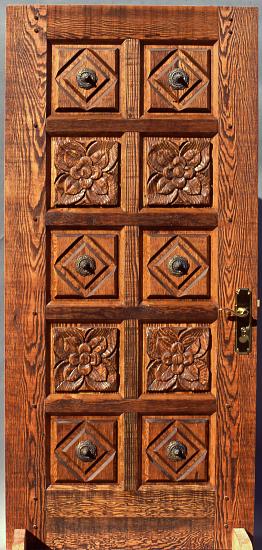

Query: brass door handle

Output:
[219, 306, 249, 318]
[219, 289, 252, 354]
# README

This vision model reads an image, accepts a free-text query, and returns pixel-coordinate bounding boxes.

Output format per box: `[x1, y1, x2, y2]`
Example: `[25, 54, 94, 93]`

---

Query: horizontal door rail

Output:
[46, 302, 218, 322]
[46, 209, 218, 229]
[46, 115, 218, 137]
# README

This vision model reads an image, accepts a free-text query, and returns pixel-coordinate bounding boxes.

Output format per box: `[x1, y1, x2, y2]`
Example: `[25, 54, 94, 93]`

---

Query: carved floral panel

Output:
[144, 137, 211, 207]
[53, 326, 119, 392]
[53, 137, 119, 206]
[146, 327, 210, 392]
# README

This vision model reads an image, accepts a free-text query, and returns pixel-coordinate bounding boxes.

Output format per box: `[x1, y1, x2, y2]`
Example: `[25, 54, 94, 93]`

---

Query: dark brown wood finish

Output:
[5, 6, 47, 549]
[46, 5, 218, 41]
[46, 209, 218, 228]
[5, 5, 258, 550]
[216, 8, 258, 549]
[46, 116, 218, 136]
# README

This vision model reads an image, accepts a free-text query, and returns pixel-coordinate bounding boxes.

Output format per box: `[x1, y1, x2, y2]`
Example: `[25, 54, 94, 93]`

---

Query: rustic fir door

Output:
[5, 5, 258, 550]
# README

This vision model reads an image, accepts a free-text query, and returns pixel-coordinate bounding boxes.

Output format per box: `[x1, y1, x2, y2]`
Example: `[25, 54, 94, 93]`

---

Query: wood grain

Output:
[6, 5, 258, 550]
[45, 302, 218, 323]
[46, 115, 218, 136]
[122, 40, 140, 119]
[124, 412, 140, 490]
[47, 5, 218, 41]
[45, 394, 216, 416]
[5, 6, 47, 549]
[216, 7, 258, 549]
[122, 132, 140, 212]
[124, 227, 139, 305]
[46, 486, 215, 518]
[46, 209, 218, 229]
[123, 320, 140, 399]
[46, 517, 214, 550]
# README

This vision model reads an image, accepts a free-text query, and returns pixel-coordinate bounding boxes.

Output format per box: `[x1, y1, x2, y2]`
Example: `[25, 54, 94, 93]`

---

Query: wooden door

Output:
[5, 6, 258, 550]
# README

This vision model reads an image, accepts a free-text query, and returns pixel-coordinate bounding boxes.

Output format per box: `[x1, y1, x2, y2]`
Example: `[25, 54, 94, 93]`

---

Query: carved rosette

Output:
[145, 138, 211, 206]
[54, 138, 119, 206]
[53, 327, 119, 392]
[146, 327, 210, 392]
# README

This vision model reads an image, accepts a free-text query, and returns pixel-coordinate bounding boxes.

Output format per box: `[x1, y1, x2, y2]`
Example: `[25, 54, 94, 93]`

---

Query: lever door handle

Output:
[219, 306, 249, 318]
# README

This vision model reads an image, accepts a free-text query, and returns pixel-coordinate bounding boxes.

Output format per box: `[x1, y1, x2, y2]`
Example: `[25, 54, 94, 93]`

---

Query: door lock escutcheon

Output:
[235, 289, 252, 354]
[220, 289, 252, 354]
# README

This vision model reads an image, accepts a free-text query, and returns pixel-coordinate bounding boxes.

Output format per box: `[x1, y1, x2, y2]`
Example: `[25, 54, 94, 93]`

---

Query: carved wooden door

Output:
[5, 6, 258, 550]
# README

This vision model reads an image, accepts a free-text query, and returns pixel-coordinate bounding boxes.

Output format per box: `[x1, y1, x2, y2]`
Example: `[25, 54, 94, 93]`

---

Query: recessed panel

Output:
[142, 416, 209, 483]
[143, 230, 211, 300]
[144, 45, 212, 113]
[50, 416, 121, 484]
[52, 44, 120, 112]
[51, 229, 124, 301]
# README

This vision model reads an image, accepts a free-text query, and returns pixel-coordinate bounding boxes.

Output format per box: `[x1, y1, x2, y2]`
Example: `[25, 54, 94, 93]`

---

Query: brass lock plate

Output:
[235, 288, 252, 354]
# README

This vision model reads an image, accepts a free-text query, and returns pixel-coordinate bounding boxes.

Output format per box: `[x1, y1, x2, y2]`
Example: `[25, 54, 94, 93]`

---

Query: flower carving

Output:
[54, 327, 119, 392]
[146, 327, 210, 392]
[146, 138, 211, 206]
[54, 138, 119, 206]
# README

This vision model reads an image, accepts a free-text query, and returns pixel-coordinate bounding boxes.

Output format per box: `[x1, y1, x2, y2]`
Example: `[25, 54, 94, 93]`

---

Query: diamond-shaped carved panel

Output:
[144, 137, 212, 207]
[52, 137, 120, 207]
[145, 326, 211, 392]
[143, 231, 210, 299]
[53, 326, 119, 393]
[51, 417, 118, 483]
[144, 45, 211, 113]
[52, 230, 121, 299]
[52, 45, 119, 112]
[142, 417, 209, 483]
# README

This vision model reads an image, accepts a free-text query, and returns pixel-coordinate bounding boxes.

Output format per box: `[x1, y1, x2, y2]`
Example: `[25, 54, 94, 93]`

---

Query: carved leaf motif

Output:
[53, 327, 119, 392]
[146, 327, 210, 392]
[54, 138, 119, 207]
[146, 138, 211, 207]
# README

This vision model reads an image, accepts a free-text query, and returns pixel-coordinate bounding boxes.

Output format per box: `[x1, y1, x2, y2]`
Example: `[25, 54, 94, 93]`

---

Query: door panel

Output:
[142, 416, 209, 483]
[52, 324, 121, 393]
[143, 136, 213, 207]
[50, 415, 120, 485]
[52, 44, 120, 113]
[144, 45, 212, 113]
[51, 229, 122, 301]
[143, 230, 211, 299]
[143, 325, 211, 393]
[51, 137, 121, 207]
[5, 6, 258, 550]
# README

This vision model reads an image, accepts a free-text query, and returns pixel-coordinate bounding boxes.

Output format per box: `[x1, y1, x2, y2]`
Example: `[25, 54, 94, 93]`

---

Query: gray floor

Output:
[1, 0, 261, 548]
